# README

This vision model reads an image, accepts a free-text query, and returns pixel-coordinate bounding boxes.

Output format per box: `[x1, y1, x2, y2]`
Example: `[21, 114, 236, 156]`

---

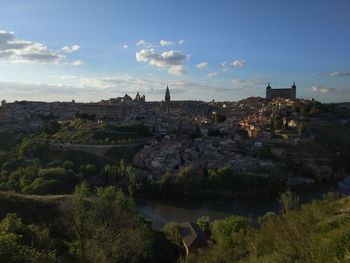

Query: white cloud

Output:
[221, 59, 246, 71]
[78, 75, 194, 93]
[123, 44, 128, 49]
[196, 62, 208, 70]
[232, 76, 269, 87]
[61, 45, 80, 53]
[168, 65, 187, 75]
[136, 48, 190, 75]
[207, 72, 219, 78]
[71, 59, 83, 66]
[0, 29, 81, 64]
[160, 40, 175, 46]
[231, 59, 245, 68]
[49, 75, 77, 80]
[311, 86, 333, 94]
[328, 71, 350, 77]
[178, 40, 185, 45]
[136, 40, 153, 48]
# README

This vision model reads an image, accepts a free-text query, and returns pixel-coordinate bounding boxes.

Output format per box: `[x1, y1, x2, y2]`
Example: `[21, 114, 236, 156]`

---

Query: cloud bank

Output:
[0, 30, 81, 65]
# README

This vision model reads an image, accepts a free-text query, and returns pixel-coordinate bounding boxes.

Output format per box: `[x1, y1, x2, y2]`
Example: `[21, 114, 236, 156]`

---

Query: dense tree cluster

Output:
[156, 166, 284, 200]
[0, 213, 57, 263]
[0, 185, 177, 263]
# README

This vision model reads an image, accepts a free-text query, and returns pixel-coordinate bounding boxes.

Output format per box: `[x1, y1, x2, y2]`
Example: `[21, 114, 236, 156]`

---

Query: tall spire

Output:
[165, 85, 171, 102]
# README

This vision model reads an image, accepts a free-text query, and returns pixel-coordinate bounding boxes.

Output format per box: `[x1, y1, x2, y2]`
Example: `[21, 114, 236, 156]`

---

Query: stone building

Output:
[266, 82, 296, 99]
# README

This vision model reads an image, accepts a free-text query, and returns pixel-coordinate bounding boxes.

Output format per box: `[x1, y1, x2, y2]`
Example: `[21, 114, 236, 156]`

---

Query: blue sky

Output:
[0, 0, 349, 102]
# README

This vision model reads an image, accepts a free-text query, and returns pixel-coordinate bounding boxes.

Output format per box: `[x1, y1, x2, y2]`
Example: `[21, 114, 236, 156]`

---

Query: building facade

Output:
[266, 82, 296, 99]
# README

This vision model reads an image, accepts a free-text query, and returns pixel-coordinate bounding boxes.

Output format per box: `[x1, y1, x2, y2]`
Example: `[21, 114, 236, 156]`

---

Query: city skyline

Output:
[0, 0, 349, 102]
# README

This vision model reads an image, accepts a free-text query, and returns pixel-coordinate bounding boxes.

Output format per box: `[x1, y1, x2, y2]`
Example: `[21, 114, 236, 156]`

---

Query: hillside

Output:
[182, 193, 350, 263]
[1, 191, 350, 262]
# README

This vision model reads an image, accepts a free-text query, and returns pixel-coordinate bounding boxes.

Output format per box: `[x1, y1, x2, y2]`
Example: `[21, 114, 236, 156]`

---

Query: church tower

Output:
[266, 83, 272, 99]
[291, 82, 296, 99]
[165, 85, 171, 102]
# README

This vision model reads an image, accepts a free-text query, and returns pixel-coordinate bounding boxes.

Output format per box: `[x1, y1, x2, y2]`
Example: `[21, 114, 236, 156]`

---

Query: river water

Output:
[137, 183, 339, 229]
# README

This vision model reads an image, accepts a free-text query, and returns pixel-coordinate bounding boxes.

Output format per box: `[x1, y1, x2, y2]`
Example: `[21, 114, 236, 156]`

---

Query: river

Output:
[137, 183, 339, 229]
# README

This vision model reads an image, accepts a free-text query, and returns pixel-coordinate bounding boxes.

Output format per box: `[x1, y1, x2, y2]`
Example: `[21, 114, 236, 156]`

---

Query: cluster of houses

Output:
[133, 134, 272, 180]
[0, 100, 79, 132]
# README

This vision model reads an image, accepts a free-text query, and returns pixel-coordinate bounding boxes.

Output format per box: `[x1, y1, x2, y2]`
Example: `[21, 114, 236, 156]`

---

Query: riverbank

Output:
[137, 181, 339, 229]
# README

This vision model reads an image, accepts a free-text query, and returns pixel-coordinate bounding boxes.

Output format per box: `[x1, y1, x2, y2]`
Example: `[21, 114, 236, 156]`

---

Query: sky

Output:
[0, 0, 349, 102]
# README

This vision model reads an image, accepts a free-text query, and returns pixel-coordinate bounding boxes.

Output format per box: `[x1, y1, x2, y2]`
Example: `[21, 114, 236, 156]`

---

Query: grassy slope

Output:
[245, 194, 350, 262]
[0, 191, 69, 225]
[183, 194, 350, 263]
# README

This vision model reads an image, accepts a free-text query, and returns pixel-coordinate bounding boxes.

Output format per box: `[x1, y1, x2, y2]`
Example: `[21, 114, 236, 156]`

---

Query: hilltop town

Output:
[1, 83, 349, 193]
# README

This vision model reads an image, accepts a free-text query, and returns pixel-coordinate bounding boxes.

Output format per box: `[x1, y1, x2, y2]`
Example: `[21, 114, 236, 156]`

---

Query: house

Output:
[178, 222, 208, 255]
[254, 141, 263, 149]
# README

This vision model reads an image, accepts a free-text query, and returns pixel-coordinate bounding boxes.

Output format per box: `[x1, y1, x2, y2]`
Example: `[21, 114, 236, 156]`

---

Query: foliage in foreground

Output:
[0, 184, 177, 263]
[0, 213, 57, 263]
[182, 192, 350, 263]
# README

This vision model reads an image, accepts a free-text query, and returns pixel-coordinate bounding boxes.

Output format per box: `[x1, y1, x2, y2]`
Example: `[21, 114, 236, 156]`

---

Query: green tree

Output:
[279, 189, 300, 214]
[176, 166, 203, 198]
[197, 216, 211, 235]
[18, 134, 48, 158]
[0, 213, 57, 263]
[117, 159, 127, 177]
[103, 164, 117, 185]
[163, 222, 182, 247]
[211, 216, 248, 248]
[85, 186, 154, 263]
[125, 166, 142, 196]
[62, 160, 74, 170]
[71, 182, 90, 263]
[79, 164, 96, 178]
[21, 178, 58, 195]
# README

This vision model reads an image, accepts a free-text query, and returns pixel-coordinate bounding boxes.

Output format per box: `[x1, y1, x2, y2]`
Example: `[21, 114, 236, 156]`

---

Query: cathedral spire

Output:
[165, 85, 171, 102]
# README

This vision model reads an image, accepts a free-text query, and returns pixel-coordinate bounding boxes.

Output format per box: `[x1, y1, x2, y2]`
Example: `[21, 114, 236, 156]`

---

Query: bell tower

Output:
[266, 83, 272, 99]
[291, 82, 296, 99]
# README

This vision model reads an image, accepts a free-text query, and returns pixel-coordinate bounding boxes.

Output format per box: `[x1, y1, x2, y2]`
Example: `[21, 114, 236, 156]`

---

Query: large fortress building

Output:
[266, 82, 296, 100]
